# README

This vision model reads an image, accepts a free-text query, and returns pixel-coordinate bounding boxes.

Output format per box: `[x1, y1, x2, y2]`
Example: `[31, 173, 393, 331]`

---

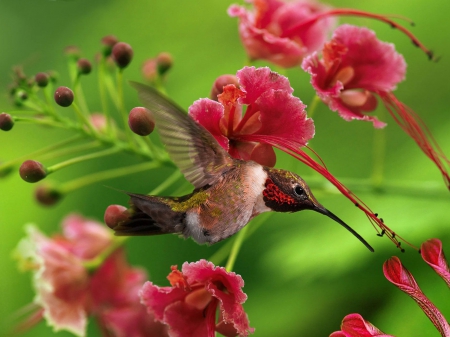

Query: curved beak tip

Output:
[313, 206, 374, 253]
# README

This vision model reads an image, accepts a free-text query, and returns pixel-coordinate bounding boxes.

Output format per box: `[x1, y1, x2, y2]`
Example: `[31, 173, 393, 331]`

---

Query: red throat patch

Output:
[263, 178, 296, 206]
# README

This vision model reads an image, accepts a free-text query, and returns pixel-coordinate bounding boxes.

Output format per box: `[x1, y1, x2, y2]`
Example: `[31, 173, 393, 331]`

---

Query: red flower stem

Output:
[379, 92, 450, 190]
[282, 9, 436, 61]
[227, 105, 237, 136]
[240, 134, 417, 250]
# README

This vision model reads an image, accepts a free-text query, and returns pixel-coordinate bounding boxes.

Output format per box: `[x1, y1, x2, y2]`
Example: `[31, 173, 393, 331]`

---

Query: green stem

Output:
[307, 95, 322, 119]
[84, 236, 128, 271]
[71, 102, 97, 135]
[46, 146, 121, 173]
[98, 57, 111, 135]
[39, 141, 101, 162]
[147, 169, 183, 195]
[14, 116, 67, 129]
[225, 225, 249, 272]
[0, 135, 83, 171]
[117, 69, 135, 147]
[371, 112, 386, 189]
[60, 161, 160, 193]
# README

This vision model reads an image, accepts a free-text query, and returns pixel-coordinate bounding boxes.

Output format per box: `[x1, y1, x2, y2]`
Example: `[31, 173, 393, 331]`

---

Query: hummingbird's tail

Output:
[109, 192, 185, 237]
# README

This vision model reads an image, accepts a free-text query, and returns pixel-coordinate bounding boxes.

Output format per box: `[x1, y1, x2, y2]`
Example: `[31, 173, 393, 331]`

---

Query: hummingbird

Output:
[109, 82, 373, 252]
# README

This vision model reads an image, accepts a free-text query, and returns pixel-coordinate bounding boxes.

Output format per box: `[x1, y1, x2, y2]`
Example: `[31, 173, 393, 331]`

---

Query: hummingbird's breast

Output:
[184, 161, 270, 244]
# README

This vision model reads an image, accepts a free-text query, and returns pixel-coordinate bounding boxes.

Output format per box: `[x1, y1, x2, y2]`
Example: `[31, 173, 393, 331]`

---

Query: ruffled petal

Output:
[189, 98, 230, 150]
[237, 66, 293, 105]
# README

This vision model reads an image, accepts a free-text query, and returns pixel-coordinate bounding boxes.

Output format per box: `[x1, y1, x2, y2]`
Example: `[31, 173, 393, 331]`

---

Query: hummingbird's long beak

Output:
[314, 206, 374, 252]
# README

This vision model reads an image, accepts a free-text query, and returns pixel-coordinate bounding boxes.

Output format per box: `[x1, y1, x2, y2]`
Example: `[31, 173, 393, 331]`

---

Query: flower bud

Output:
[35, 72, 49, 88]
[64, 45, 81, 60]
[77, 58, 92, 75]
[210, 74, 240, 100]
[35, 184, 62, 206]
[47, 70, 59, 84]
[0, 113, 14, 131]
[128, 107, 155, 136]
[156, 52, 173, 76]
[101, 35, 119, 57]
[112, 42, 133, 69]
[141, 58, 158, 82]
[14, 90, 28, 107]
[19, 160, 47, 183]
[54, 86, 74, 107]
[104, 204, 129, 229]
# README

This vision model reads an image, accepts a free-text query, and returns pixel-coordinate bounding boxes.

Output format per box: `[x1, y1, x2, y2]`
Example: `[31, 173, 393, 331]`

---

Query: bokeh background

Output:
[1, 0, 449, 336]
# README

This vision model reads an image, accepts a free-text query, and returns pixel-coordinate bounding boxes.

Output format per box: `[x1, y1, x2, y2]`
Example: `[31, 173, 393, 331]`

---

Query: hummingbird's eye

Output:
[294, 185, 304, 196]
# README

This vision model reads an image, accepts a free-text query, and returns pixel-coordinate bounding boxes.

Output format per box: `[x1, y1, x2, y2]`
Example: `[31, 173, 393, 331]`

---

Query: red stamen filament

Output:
[281, 9, 436, 61]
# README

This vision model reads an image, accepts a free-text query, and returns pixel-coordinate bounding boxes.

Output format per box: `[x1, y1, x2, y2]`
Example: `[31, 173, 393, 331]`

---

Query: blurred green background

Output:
[0, 0, 449, 336]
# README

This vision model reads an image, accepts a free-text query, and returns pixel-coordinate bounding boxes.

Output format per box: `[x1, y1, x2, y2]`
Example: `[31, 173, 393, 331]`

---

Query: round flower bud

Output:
[210, 74, 240, 100]
[101, 35, 119, 57]
[112, 42, 133, 69]
[0, 113, 14, 131]
[156, 52, 173, 76]
[35, 72, 49, 88]
[19, 160, 47, 183]
[54, 86, 74, 107]
[35, 184, 62, 206]
[128, 107, 155, 136]
[77, 58, 92, 75]
[104, 204, 129, 229]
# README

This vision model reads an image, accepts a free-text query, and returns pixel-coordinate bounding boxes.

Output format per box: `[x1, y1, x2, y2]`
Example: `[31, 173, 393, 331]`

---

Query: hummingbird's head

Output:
[262, 168, 320, 213]
[263, 168, 374, 252]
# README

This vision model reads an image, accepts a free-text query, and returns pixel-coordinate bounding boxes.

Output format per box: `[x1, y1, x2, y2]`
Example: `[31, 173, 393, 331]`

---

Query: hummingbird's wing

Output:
[131, 82, 234, 189]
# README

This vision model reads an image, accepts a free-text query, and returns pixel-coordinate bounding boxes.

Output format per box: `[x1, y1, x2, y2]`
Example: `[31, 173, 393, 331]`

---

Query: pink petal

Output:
[182, 260, 254, 336]
[163, 301, 209, 337]
[139, 281, 187, 321]
[330, 25, 406, 92]
[332, 313, 393, 337]
[188, 98, 230, 150]
[237, 66, 293, 105]
[271, 0, 336, 53]
[100, 305, 169, 337]
[249, 143, 276, 167]
[182, 260, 247, 303]
[29, 227, 89, 336]
[89, 249, 147, 310]
[383, 257, 450, 337]
[61, 214, 113, 260]
[238, 89, 314, 147]
[228, 4, 305, 68]
[421, 239, 450, 288]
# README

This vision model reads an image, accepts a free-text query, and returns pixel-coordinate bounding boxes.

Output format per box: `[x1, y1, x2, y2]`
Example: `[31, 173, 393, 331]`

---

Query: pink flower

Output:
[330, 313, 394, 337]
[14, 214, 166, 337]
[193, 66, 398, 247]
[90, 249, 169, 337]
[229, 1, 435, 68]
[302, 24, 450, 189]
[332, 239, 450, 337]
[383, 252, 450, 337]
[228, 0, 336, 67]
[140, 259, 254, 337]
[421, 239, 450, 287]
[189, 66, 314, 167]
